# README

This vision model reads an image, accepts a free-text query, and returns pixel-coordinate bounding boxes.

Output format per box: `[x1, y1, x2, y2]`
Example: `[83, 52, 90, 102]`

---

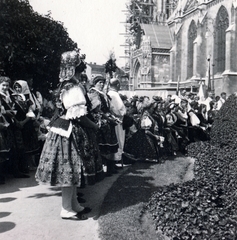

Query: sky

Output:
[28, 0, 129, 67]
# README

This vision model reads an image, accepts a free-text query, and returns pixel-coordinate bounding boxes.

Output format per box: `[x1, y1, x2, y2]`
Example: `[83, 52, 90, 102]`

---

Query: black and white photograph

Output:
[0, 0, 237, 239]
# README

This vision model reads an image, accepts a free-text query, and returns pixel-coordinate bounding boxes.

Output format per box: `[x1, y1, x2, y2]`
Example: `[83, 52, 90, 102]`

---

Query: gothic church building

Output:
[168, 0, 237, 96]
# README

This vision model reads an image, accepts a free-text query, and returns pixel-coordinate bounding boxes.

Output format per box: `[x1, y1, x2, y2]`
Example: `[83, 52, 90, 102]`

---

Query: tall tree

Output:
[0, 0, 77, 95]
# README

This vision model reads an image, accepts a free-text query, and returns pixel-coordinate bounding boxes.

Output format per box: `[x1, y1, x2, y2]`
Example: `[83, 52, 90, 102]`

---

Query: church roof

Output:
[141, 23, 172, 49]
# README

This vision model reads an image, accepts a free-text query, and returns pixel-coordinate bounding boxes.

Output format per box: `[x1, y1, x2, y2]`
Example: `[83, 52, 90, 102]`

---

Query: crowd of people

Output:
[121, 90, 226, 162]
[0, 75, 43, 182]
[0, 49, 227, 220]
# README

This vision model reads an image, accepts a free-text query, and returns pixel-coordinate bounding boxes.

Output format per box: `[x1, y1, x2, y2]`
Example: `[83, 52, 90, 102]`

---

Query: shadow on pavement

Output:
[0, 222, 16, 233]
[0, 197, 16, 203]
[27, 191, 61, 199]
[0, 172, 38, 194]
[0, 212, 11, 218]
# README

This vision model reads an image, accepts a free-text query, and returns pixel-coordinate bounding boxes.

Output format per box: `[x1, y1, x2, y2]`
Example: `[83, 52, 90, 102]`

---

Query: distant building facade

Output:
[87, 62, 106, 79]
[168, 0, 237, 96]
[129, 24, 173, 98]
[125, 0, 179, 98]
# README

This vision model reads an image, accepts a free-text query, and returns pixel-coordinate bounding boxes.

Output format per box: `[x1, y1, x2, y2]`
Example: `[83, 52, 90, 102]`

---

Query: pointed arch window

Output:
[187, 20, 197, 79]
[215, 6, 229, 73]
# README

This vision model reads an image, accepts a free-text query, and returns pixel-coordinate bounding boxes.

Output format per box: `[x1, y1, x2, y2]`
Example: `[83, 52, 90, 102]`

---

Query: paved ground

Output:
[0, 156, 194, 240]
[0, 166, 128, 240]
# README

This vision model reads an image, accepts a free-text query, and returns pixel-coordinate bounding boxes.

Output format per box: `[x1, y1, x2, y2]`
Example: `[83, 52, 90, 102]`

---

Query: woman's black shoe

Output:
[78, 207, 92, 215]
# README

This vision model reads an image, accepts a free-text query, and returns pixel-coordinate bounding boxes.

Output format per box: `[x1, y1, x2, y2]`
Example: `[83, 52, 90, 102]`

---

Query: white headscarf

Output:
[13, 80, 41, 112]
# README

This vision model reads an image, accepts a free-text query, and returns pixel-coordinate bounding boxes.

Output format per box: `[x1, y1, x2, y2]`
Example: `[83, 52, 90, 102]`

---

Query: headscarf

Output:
[13, 80, 39, 111]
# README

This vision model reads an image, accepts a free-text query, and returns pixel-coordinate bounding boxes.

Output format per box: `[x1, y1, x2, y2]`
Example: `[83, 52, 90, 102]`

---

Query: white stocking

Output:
[60, 186, 77, 217]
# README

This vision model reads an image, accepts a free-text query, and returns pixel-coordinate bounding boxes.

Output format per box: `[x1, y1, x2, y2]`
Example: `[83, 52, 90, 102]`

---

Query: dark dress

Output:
[80, 92, 104, 184]
[88, 88, 118, 157]
[13, 98, 40, 154]
[0, 93, 20, 171]
[124, 114, 160, 162]
[0, 114, 10, 162]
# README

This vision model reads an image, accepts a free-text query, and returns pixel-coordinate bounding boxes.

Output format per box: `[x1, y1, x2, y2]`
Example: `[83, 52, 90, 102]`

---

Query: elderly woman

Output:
[0, 77, 10, 182]
[0, 76, 29, 179]
[88, 76, 119, 176]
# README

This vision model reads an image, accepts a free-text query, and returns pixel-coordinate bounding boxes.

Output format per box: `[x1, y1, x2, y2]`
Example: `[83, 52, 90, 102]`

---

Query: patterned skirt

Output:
[35, 128, 82, 187]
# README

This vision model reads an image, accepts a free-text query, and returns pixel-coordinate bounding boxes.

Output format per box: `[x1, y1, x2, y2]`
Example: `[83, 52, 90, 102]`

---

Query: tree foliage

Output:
[0, 0, 77, 95]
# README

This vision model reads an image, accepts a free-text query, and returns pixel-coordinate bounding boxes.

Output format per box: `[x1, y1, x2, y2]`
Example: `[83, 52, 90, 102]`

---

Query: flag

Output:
[176, 75, 180, 96]
[198, 81, 205, 102]
[207, 59, 211, 91]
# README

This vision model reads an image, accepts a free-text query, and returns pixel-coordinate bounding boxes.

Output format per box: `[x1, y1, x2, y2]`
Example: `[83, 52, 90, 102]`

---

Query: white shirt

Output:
[107, 89, 126, 120]
[216, 98, 225, 110]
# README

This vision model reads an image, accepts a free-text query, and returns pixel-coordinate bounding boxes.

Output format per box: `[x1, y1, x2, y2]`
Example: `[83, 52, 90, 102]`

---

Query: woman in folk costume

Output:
[0, 76, 29, 178]
[25, 75, 43, 119]
[12, 80, 40, 172]
[164, 102, 180, 156]
[124, 108, 163, 163]
[36, 49, 98, 220]
[74, 71, 104, 185]
[0, 77, 13, 180]
[12, 80, 40, 154]
[88, 76, 119, 176]
[0, 97, 11, 184]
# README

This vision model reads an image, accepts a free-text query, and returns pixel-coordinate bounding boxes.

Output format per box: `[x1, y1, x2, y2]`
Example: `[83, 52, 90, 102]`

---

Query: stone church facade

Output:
[126, 0, 179, 98]
[168, 0, 237, 96]
[129, 24, 173, 98]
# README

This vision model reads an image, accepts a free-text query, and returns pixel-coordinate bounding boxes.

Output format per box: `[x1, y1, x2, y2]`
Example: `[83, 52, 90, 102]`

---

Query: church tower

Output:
[154, 0, 179, 24]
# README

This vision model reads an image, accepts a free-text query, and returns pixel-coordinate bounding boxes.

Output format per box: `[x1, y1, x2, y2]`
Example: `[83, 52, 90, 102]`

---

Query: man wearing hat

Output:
[107, 78, 126, 167]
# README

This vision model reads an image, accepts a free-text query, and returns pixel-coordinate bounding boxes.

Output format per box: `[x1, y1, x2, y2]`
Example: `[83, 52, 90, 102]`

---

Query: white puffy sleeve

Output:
[61, 86, 87, 119]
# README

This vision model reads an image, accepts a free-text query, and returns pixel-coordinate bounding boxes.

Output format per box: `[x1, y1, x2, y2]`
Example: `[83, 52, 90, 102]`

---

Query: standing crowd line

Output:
[0, 49, 227, 220]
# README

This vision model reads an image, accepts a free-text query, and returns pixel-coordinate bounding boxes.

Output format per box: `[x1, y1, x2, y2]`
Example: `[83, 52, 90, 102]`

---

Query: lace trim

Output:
[50, 122, 73, 138]
[65, 104, 87, 120]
